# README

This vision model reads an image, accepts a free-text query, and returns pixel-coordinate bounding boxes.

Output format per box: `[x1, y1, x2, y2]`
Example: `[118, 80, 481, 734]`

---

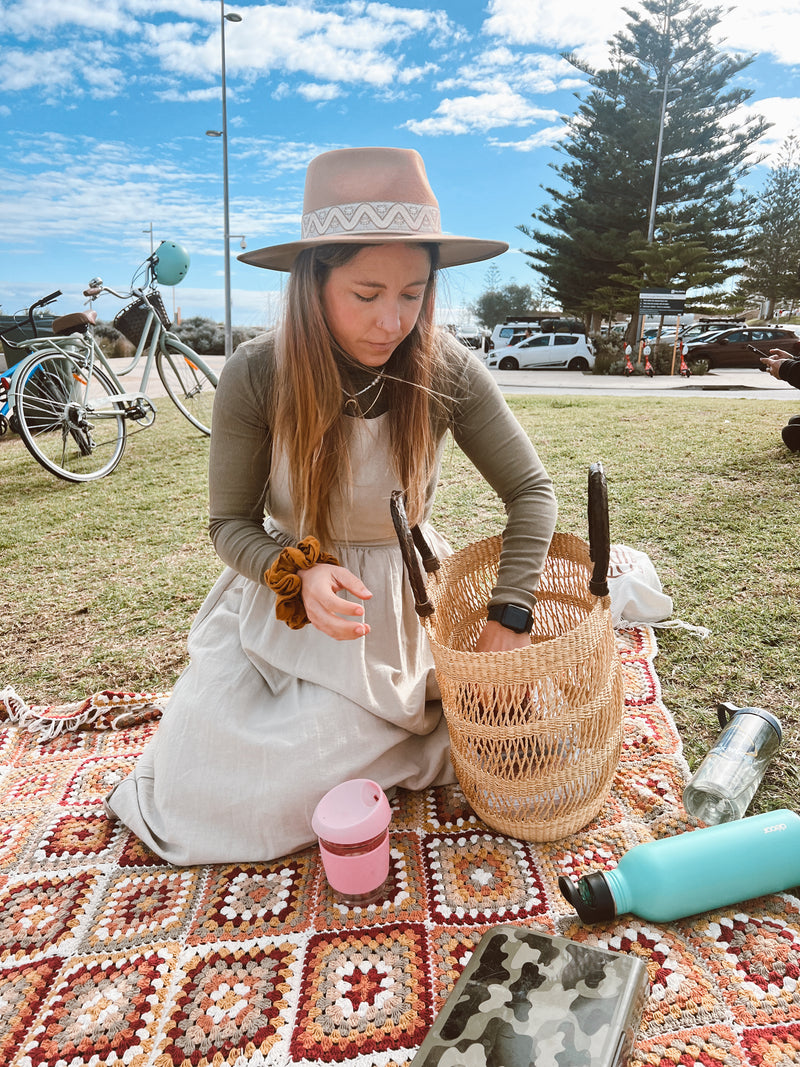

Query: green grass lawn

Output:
[2, 393, 798, 814]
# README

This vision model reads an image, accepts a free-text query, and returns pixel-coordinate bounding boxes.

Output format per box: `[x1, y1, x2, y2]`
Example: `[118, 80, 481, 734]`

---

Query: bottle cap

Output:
[717, 702, 782, 742]
[311, 779, 391, 846]
[558, 872, 617, 923]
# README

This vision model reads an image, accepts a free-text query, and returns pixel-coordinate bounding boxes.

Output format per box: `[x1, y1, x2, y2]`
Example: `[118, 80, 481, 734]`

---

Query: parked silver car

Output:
[486, 332, 595, 371]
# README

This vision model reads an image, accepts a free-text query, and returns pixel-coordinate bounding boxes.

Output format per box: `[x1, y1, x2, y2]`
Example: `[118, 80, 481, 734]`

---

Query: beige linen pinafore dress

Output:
[106, 415, 456, 864]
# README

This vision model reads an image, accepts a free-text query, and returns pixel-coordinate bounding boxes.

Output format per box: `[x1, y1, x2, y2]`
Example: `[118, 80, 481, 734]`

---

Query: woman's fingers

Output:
[299, 564, 373, 641]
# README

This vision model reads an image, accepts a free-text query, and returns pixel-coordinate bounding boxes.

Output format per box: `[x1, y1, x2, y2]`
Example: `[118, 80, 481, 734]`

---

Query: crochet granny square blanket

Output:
[1, 626, 799, 1067]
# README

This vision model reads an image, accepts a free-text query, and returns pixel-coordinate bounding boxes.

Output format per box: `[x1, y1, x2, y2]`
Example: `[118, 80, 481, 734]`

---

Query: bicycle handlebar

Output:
[0, 289, 63, 338]
[92, 284, 140, 301]
[36, 290, 62, 308]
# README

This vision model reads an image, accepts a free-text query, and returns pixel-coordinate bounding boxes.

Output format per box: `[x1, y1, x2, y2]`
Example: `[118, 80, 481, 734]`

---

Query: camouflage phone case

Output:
[412, 924, 649, 1067]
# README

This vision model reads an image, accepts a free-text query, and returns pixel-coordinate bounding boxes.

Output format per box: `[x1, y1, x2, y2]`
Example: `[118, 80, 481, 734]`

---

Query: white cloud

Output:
[489, 126, 567, 152]
[482, 0, 800, 69]
[435, 51, 583, 97]
[143, 2, 455, 90]
[0, 135, 223, 250]
[482, 0, 625, 67]
[404, 90, 559, 136]
[2, 1, 458, 101]
[297, 83, 342, 102]
[741, 96, 800, 162]
[711, 1, 800, 65]
[0, 49, 78, 94]
[397, 62, 439, 85]
[2, 0, 131, 36]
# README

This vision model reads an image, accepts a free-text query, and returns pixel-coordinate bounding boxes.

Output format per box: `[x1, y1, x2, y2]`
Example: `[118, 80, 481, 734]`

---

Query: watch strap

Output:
[487, 602, 534, 634]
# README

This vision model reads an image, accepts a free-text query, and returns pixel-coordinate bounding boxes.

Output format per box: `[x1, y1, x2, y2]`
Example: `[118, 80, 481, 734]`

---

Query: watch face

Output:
[502, 604, 531, 633]
[489, 603, 533, 633]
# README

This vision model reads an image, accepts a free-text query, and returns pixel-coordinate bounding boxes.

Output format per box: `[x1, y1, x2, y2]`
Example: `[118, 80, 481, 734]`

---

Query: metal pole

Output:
[646, 7, 672, 243]
[220, 1, 233, 360]
[647, 69, 670, 243]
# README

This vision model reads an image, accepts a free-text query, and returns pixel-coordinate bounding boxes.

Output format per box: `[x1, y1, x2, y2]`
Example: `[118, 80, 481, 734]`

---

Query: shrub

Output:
[172, 317, 224, 355]
[171, 318, 264, 356]
[589, 335, 708, 376]
[95, 321, 134, 360]
[95, 316, 264, 358]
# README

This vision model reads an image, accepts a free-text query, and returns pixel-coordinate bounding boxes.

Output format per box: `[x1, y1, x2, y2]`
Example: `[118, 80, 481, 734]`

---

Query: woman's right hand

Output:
[299, 563, 373, 640]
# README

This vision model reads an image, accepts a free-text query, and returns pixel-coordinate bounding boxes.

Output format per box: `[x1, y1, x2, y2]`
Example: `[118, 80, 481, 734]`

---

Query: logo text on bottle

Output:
[763, 823, 787, 833]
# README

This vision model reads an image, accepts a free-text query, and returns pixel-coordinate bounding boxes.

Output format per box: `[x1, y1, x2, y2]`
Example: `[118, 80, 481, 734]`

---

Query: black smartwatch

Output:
[487, 603, 534, 634]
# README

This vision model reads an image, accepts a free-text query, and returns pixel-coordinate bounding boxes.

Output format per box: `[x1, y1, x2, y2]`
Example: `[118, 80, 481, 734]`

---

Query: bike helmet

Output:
[153, 240, 190, 285]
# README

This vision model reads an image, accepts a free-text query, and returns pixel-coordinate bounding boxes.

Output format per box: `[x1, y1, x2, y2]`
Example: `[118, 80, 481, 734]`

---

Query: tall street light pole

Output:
[647, 69, 671, 243]
[646, 7, 675, 243]
[207, 3, 242, 360]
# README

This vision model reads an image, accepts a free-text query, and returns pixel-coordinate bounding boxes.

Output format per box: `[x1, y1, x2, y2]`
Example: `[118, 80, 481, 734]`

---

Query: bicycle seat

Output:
[52, 311, 97, 336]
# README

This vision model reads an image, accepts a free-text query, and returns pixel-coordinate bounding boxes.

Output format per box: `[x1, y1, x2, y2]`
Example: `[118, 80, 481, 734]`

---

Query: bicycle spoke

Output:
[156, 342, 217, 435]
[14, 352, 127, 481]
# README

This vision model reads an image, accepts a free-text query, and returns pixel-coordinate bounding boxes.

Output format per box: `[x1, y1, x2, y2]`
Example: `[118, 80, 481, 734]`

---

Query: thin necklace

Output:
[353, 378, 386, 417]
[343, 376, 386, 416]
[341, 362, 388, 415]
[342, 370, 383, 399]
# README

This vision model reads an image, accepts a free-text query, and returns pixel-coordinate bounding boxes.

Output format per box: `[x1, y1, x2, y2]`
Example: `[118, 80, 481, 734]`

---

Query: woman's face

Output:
[321, 243, 432, 368]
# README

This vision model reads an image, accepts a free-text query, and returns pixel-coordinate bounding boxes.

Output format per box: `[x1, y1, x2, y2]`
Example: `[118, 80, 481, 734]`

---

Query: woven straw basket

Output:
[392, 464, 624, 842]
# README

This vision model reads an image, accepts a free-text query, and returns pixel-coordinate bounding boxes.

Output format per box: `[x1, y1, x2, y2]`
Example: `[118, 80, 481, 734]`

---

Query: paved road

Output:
[491, 366, 795, 400]
[119, 358, 795, 403]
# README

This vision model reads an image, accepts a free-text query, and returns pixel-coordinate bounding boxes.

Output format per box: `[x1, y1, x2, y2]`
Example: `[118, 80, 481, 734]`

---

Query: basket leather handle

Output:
[588, 462, 610, 597]
[390, 491, 436, 617]
[412, 525, 441, 575]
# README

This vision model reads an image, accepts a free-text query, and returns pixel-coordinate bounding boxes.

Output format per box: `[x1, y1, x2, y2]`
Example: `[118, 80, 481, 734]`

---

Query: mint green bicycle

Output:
[8, 244, 218, 482]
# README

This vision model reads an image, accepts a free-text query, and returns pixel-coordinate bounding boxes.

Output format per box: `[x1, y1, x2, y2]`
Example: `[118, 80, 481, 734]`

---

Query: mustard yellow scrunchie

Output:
[264, 535, 340, 629]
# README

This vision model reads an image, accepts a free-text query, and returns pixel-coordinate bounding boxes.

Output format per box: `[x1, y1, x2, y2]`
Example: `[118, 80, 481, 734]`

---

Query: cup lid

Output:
[311, 779, 392, 845]
[718, 702, 782, 741]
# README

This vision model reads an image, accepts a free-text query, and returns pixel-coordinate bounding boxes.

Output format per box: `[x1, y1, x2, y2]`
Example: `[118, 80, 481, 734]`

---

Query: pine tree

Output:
[519, 0, 768, 326]
[739, 135, 800, 318]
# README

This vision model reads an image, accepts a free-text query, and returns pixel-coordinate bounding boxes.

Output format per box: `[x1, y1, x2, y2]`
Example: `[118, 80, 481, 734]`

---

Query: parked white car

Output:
[486, 332, 595, 371]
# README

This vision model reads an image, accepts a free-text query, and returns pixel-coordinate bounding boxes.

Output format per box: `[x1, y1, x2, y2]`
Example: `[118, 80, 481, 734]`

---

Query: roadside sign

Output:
[638, 289, 686, 315]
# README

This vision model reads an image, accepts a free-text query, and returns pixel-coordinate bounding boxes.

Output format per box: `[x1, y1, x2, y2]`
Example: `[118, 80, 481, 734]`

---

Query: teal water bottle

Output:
[560, 809, 800, 924]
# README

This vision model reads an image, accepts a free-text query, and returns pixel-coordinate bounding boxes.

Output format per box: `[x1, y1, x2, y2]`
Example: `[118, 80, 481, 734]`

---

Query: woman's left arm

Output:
[449, 352, 558, 626]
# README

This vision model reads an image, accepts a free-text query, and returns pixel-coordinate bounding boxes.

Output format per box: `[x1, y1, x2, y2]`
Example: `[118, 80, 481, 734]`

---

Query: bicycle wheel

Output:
[14, 350, 127, 481]
[156, 340, 217, 435]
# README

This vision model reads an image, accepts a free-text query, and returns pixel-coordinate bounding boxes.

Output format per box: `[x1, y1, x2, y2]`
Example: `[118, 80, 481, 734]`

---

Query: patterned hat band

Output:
[301, 201, 442, 241]
[239, 147, 508, 271]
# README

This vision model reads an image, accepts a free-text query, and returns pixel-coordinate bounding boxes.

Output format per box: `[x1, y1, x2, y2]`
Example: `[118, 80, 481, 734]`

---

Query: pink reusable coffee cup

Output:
[311, 779, 392, 905]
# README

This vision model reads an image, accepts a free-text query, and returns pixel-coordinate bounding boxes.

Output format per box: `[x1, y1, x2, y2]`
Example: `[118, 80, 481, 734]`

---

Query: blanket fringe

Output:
[0, 686, 170, 740]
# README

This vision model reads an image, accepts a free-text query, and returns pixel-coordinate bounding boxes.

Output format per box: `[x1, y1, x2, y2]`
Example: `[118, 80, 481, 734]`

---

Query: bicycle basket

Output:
[1, 327, 33, 372]
[113, 289, 172, 346]
[391, 463, 624, 842]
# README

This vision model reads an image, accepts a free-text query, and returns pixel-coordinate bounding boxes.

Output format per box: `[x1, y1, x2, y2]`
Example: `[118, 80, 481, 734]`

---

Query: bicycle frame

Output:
[8, 248, 216, 480]
[102, 293, 164, 388]
[7, 288, 202, 425]
[1, 289, 62, 429]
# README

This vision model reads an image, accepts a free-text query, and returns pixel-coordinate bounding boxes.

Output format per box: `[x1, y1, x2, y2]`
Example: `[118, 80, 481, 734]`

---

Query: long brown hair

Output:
[271, 242, 450, 547]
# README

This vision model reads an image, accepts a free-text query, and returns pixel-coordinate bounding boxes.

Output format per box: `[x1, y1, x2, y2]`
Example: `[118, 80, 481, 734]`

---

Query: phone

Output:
[748, 344, 768, 358]
[411, 925, 649, 1067]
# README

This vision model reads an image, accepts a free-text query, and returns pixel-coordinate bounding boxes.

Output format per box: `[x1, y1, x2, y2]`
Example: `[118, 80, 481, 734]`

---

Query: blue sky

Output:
[3, 0, 800, 330]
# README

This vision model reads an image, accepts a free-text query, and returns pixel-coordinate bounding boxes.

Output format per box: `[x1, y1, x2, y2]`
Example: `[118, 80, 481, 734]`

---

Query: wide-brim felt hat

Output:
[238, 146, 508, 272]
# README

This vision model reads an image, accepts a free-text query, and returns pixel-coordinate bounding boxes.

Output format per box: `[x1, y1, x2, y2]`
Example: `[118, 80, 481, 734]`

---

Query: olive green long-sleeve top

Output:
[208, 331, 557, 612]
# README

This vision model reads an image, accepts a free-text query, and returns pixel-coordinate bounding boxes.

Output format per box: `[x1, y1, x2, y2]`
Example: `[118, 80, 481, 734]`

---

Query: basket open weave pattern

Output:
[423, 531, 624, 841]
[113, 290, 171, 346]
